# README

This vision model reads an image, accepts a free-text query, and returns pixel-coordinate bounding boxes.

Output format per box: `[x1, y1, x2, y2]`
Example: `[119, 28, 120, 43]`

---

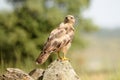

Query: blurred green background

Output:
[0, 0, 120, 80]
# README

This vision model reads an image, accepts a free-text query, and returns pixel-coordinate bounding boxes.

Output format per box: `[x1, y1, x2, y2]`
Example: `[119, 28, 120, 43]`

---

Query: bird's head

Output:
[64, 15, 75, 24]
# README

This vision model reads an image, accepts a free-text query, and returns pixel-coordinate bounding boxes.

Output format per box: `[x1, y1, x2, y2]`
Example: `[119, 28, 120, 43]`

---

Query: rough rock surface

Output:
[42, 60, 80, 80]
[0, 60, 81, 80]
[0, 68, 34, 80]
[29, 69, 44, 80]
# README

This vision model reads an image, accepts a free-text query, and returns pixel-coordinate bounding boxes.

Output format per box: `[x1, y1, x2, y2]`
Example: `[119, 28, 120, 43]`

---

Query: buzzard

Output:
[36, 15, 75, 64]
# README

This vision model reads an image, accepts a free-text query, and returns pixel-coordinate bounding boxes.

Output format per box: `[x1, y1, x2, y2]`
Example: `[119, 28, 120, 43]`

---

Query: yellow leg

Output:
[57, 52, 68, 61]
[57, 52, 62, 60]
[61, 52, 68, 60]
[61, 47, 69, 61]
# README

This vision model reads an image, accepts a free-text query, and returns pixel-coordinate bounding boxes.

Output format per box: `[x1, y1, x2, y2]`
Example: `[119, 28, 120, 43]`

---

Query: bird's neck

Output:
[59, 22, 74, 29]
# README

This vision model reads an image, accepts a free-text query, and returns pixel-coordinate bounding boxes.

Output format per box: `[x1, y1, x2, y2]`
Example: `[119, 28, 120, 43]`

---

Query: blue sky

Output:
[0, 0, 120, 29]
[0, 0, 13, 11]
[83, 0, 120, 29]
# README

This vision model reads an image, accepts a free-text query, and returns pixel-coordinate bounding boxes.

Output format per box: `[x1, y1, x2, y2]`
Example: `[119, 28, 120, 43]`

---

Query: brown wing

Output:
[42, 26, 74, 53]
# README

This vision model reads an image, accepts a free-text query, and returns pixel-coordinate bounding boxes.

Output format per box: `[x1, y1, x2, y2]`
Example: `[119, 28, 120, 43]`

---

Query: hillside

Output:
[70, 28, 120, 72]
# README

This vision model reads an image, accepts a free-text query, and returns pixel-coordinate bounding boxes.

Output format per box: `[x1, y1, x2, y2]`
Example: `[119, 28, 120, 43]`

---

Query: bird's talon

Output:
[57, 58, 62, 61]
[61, 57, 69, 61]
[57, 57, 69, 61]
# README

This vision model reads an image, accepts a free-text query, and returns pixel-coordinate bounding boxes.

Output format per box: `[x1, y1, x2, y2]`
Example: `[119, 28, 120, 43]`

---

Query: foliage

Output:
[0, 0, 98, 72]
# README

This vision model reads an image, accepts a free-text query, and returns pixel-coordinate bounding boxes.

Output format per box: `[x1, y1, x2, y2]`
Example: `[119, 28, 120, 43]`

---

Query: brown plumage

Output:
[36, 15, 75, 64]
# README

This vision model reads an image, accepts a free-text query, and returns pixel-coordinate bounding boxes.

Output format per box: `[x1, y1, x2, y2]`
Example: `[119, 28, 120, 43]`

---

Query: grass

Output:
[0, 51, 120, 80]
[0, 33, 120, 80]
[79, 70, 120, 80]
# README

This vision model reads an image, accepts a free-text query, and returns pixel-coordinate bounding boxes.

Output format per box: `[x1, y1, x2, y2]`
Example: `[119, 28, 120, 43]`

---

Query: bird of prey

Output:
[36, 15, 75, 64]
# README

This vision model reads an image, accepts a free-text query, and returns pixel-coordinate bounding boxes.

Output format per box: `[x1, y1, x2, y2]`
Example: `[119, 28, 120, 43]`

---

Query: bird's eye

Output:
[71, 17, 73, 19]
[65, 17, 68, 19]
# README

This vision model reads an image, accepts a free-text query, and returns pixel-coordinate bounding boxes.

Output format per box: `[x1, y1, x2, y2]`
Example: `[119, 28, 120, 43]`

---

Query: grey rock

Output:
[0, 60, 81, 80]
[29, 69, 44, 80]
[42, 60, 80, 80]
[0, 68, 34, 80]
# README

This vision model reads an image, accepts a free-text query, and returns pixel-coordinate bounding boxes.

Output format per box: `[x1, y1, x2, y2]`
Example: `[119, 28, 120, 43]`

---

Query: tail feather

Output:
[36, 52, 50, 64]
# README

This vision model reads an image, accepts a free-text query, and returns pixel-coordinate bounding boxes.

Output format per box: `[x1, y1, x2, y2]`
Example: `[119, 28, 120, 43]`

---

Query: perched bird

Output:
[36, 15, 75, 64]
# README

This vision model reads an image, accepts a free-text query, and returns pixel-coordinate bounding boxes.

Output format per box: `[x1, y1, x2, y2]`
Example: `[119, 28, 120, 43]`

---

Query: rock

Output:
[42, 60, 80, 80]
[0, 60, 81, 80]
[29, 69, 44, 80]
[0, 68, 34, 80]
